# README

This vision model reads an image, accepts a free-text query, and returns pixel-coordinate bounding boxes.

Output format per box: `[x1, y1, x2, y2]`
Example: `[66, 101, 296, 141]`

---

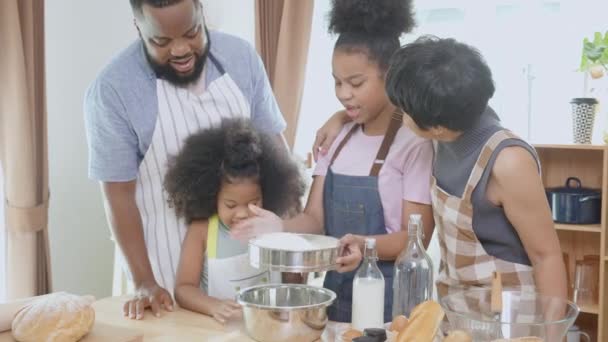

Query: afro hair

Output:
[328, 0, 416, 71]
[328, 0, 415, 37]
[164, 118, 305, 224]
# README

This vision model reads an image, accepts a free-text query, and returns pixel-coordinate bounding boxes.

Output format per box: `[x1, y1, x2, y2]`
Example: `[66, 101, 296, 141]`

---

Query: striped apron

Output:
[433, 130, 537, 298]
[128, 54, 250, 294]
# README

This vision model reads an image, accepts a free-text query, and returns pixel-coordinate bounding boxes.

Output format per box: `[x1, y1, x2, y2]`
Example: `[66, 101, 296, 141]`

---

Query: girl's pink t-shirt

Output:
[314, 122, 433, 233]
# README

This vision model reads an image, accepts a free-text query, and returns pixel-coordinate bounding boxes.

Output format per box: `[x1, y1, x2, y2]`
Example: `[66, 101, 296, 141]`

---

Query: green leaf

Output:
[580, 55, 588, 71]
[579, 33, 608, 71]
[594, 32, 603, 45]
[601, 48, 608, 65]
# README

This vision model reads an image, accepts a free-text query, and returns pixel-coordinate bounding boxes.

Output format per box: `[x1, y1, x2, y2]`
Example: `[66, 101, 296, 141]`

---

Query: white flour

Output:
[252, 233, 335, 251]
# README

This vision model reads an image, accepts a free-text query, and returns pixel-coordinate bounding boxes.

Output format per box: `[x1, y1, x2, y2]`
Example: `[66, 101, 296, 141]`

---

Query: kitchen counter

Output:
[0, 296, 347, 341]
[90, 296, 256, 341]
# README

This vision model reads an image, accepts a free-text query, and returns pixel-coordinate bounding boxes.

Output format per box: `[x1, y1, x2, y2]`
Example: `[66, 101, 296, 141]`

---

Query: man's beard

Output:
[144, 28, 211, 86]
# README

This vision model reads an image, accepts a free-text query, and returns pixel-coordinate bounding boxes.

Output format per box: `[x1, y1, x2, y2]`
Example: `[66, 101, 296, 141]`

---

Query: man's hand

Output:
[123, 281, 174, 319]
[230, 204, 283, 241]
[312, 110, 348, 161]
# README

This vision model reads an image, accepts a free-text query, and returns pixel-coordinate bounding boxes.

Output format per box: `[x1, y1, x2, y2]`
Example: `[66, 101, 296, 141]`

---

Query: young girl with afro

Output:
[163, 118, 305, 324]
[231, 0, 434, 323]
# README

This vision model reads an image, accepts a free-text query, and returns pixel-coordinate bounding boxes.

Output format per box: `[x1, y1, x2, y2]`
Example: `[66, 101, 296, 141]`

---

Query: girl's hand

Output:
[210, 299, 242, 324]
[335, 234, 364, 273]
[230, 204, 283, 241]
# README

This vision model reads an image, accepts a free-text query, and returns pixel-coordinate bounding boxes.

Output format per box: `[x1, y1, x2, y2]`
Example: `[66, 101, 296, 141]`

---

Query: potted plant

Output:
[579, 31, 608, 80]
[578, 31, 608, 143]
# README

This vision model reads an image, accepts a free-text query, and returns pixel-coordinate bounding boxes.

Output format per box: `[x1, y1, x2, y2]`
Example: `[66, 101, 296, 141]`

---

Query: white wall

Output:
[45, 1, 254, 299]
[45, 1, 136, 298]
[202, 0, 255, 44]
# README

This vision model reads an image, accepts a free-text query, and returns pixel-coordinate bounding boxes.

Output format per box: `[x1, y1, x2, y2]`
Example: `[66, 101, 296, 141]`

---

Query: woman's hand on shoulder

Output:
[312, 110, 349, 161]
[230, 205, 283, 241]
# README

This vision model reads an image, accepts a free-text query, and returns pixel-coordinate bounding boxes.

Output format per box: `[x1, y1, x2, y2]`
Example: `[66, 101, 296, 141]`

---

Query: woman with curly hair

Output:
[163, 118, 305, 324]
[231, 0, 434, 323]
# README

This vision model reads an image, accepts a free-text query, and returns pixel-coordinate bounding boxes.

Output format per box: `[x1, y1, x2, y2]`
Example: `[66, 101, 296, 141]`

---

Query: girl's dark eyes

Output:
[335, 81, 363, 88]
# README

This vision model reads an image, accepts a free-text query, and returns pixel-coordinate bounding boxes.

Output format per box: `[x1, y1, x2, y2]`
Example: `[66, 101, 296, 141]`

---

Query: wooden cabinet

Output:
[535, 144, 607, 342]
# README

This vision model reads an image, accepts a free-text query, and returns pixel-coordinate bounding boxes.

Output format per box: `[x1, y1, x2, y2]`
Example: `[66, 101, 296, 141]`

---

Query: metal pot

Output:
[546, 177, 602, 224]
[237, 284, 336, 342]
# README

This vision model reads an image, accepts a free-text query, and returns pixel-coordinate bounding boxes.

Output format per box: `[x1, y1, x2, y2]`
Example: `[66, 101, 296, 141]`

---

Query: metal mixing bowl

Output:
[237, 284, 336, 342]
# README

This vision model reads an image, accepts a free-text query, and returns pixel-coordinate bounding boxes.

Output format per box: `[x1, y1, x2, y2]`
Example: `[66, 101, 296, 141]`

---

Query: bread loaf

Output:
[444, 330, 472, 342]
[395, 301, 444, 342]
[11, 292, 95, 342]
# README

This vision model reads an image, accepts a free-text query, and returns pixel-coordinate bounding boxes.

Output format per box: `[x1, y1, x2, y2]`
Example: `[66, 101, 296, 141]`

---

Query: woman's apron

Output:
[205, 215, 270, 299]
[432, 130, 536, 304]
[323, 112, 402, 323]
[131, 53, 251, 294]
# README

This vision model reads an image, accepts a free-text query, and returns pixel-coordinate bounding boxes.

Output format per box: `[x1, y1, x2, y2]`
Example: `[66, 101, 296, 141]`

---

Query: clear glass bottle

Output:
[352, 238, 385, 330]
[392, 214, 433, 318]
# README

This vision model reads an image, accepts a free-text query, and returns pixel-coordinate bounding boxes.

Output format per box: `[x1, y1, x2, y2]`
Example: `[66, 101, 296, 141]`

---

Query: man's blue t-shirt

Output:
[84, 30, 286, 182]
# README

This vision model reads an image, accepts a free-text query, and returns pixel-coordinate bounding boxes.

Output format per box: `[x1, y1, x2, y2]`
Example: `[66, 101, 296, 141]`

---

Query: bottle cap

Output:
[364, 328, 387, 341]
[365, 238, 376, 249]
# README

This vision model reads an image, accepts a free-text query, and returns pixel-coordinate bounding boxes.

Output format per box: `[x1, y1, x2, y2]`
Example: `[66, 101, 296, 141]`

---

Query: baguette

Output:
[395, 301, 444, 342]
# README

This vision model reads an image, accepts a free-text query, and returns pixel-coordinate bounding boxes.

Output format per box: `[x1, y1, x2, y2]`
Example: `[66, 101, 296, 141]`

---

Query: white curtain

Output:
[0, 162, 6, 301]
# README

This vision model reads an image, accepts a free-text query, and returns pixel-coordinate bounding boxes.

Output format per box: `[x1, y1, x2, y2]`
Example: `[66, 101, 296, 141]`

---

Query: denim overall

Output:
[323, 112, 402, 323]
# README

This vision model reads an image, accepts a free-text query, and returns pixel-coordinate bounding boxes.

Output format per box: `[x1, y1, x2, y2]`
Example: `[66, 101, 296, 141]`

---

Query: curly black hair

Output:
[386, 36, 495, 132]
[164, 119, 305, 224]
[328, 0, 416, 71]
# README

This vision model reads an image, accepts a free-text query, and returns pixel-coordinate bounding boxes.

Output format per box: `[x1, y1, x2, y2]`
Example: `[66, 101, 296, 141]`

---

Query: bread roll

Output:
[11, 292, 95, 342]
[395, 301, 444, 342]
[390, 315, 408, 332]
[444, 330, 472, 342]
[342, 328, 363, 341]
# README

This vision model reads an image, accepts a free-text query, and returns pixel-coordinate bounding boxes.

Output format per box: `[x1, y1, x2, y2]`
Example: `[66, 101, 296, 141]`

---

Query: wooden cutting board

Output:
[0, 321, 143, 342]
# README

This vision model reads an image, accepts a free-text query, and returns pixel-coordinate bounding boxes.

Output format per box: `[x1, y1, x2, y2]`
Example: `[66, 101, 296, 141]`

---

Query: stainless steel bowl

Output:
[249, 233, 340, 272]
[237, 284, 336, 342]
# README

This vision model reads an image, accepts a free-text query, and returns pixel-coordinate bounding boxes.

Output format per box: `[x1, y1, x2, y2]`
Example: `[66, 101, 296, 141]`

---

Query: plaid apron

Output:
[432, 130, 537, 299]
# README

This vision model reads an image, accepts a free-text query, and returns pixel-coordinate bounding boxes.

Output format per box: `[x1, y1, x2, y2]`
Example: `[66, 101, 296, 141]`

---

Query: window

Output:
[294, 0, 608, 157]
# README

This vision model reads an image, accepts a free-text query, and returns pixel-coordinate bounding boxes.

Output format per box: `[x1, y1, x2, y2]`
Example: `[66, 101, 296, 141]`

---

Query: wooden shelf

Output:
[535, 145, 607, 340]
[579, 304, 600, 315]
[555, 224, 602, 233]
[534, 144, 607, 150]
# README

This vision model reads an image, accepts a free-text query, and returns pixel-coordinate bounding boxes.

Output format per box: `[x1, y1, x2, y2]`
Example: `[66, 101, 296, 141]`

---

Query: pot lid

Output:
[570, 97, 598, 105]
[546, 177, 600, 195]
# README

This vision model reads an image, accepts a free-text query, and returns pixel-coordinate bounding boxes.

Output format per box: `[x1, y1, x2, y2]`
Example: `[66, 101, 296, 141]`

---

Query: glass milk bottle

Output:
[352, 238, 385, 330]
[392, 214, 433, 317]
